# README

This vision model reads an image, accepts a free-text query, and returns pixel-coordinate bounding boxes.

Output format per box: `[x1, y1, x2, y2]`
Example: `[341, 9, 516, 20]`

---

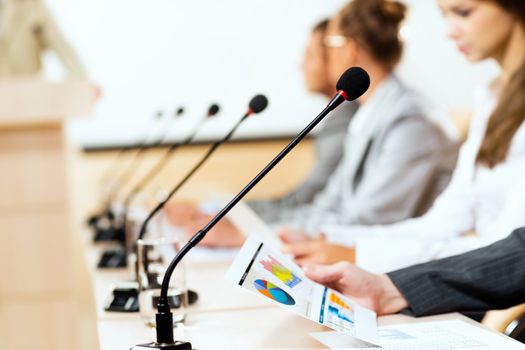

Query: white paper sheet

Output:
[311, 319, 525, 350]
[226, 235, 379, 346]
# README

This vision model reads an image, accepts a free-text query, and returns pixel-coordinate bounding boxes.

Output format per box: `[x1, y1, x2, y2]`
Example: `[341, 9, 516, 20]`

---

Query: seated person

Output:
[281, 0, 525, 271]
[248, 18, 358, 223]
[164, 18, 358, 241]
[166, 0, 459, 248]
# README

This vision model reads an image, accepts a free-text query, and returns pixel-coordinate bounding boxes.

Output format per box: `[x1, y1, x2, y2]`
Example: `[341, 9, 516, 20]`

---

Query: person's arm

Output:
[307, 227, 525, 316]
[387, 227, 525, 316]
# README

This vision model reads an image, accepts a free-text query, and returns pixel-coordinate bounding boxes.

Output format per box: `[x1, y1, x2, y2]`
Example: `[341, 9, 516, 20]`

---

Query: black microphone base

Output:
[87, 213, 101, 227]
[105, 282, 199, 312]
[105, 282, 140, 312]
[93, 225, 126, 243]
[97, 248, 127, 269]
[131, 341, 192, 349]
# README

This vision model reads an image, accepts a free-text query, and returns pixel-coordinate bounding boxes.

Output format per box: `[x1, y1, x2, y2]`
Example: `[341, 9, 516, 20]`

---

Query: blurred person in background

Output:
[0, 0, 86, 77]
[165, 18, 358, 233]
[167, 0, 459, 248]
[281, 0, 525, 273]
[246, 19, 359, 223]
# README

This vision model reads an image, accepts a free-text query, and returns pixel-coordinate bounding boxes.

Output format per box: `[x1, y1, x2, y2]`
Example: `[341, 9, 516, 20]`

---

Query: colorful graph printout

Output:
[330, 292, 353, 312]
[259, 255, 302, 288]
[253, 279, 296, 305]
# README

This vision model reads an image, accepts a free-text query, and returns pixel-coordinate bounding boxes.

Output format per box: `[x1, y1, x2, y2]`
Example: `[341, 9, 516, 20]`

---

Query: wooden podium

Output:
[0, 80, 99, 350]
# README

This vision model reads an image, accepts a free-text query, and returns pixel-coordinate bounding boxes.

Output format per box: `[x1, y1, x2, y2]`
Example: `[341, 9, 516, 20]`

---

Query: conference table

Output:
[81, 233, 518, 350]
[70, 140, 523, 349]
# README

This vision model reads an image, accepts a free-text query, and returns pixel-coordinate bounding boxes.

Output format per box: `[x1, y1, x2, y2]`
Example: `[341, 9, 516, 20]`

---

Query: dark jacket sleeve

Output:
[387, 227, 525, 317]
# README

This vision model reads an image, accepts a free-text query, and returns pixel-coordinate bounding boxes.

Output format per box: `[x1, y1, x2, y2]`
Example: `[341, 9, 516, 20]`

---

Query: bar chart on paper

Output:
[260, 255, 303, 288]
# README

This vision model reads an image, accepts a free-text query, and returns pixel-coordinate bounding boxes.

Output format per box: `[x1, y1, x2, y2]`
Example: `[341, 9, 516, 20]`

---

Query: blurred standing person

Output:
[0, 0, 86, 77]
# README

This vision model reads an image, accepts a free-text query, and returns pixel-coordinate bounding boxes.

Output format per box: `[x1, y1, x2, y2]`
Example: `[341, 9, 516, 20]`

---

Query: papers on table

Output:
[226, 235, 379, 347]
[310, 319, 525, 350]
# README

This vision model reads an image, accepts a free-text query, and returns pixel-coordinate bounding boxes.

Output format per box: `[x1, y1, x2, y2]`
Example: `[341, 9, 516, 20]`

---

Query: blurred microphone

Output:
[106, 107, 185, 206]
[136, 94, 268, 242]
[97, 104, 220, 268]
[131, 67, 370, 349]
[87, 110, 165, 227]
[92, 107, 185, 243]
[124, 103, 220, 214]
[105, 95, 267, 312]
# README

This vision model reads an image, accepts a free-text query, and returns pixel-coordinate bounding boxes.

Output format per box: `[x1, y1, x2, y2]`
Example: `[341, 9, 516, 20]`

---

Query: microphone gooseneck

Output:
[106, 108, 185, 205]
[136, 96, 266, 242]
[150, 68, 370, 347]
[132, 68, 370, 348]
[123, 103, 221, 215]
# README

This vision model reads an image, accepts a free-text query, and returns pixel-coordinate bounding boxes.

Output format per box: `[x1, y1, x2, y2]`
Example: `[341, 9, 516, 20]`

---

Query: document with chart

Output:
[226, 235, 379, 347]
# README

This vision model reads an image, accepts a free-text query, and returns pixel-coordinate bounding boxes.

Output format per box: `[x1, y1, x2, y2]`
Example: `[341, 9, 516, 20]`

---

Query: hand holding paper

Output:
[304, 262, 408, 315]
[226, 235, 380, 347]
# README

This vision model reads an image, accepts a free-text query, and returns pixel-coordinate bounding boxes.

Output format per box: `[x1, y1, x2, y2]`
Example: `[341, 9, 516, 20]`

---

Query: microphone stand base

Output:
[93, 225, 126, 243]
[97, 248, 127, 269]
[105, 282, 140, 312]
[131, 341, 192, 349]
[105, 282, 199, 312]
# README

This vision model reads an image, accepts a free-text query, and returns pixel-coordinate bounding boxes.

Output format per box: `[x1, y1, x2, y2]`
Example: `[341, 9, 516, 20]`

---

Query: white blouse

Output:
[322, 85, 525, 273]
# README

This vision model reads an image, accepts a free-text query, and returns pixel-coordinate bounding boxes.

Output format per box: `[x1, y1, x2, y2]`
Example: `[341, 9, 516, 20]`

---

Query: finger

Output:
[278, 228, 308, 244]
[282, 241, 319, 257]
[303, 262, 349, 284]
[277, 228, 293, 243]
[295, 255, 321, 266]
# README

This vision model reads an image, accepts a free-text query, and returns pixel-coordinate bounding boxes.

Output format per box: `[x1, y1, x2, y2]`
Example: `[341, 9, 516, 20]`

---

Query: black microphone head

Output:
[175, 107, 185, 117]
[248, 94, 269, 114]
[207, 103, 220, 117]
[336, 67, 370, 101]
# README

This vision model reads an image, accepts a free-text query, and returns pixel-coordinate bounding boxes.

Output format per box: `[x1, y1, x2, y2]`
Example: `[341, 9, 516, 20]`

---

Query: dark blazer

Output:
[388, 227, 525, 317]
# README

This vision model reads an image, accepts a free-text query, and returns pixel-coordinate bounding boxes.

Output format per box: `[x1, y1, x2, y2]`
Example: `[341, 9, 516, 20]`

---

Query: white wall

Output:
[43, 0, 499, 148]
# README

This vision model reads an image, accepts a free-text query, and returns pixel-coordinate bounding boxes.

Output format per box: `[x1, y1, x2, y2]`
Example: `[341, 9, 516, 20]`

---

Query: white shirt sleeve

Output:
[356, 184, 525, 273]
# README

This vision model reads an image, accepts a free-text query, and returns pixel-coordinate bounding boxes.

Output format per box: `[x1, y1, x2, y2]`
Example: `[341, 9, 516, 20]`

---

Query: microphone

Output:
[106, 107, 185, 207]
[97, 104, 220, 269]
[93, 107, 185, 242]
[136, 95, 268, 242]
[131, 67, 370, 349]
[105, 96, 267, 312]
[87, 110, 165, 227]
[124, 103, 221, 225]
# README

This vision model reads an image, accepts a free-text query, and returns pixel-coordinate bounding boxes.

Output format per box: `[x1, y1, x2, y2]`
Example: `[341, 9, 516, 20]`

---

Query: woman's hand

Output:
[184, 213, 245, 248]
[164, 201, 199, 227]
[277, 227, 311, 244]
[280, 232, 356, 265]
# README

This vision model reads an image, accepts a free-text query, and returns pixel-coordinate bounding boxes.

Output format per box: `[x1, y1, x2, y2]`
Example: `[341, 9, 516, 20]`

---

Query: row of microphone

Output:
[85, 67, 371, 349]
[89, 94, 269, 272]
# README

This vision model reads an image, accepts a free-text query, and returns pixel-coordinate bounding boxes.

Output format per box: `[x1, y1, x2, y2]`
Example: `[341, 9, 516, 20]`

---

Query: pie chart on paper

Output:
[253, 279, 295, 306]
